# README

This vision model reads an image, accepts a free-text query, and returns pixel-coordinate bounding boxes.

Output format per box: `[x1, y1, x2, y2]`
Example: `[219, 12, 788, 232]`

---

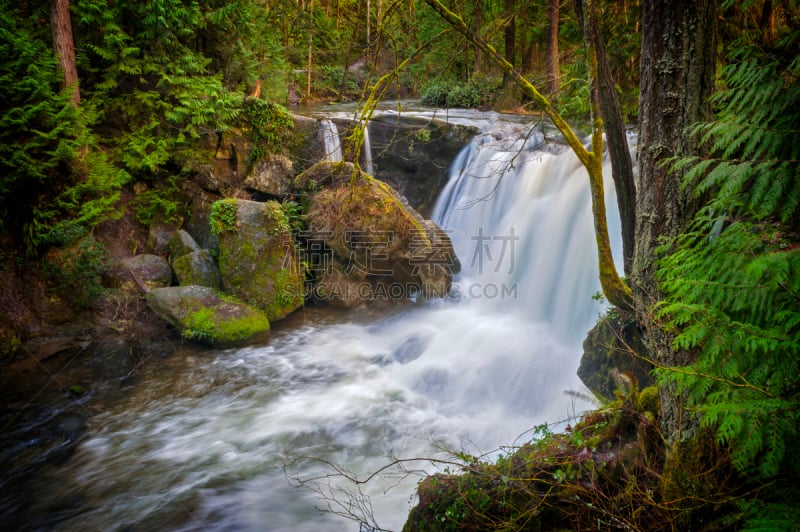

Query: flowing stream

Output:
[28, 109, 623, 531]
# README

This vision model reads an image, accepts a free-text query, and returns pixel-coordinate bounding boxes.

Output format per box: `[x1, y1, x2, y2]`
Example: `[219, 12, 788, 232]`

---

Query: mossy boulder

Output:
[172, 249, 222, 290]
[578, 308, 655, 401]
[213, 199, 304, 321]
[294, 161, 457, 307]
[146, 285, 270, 346]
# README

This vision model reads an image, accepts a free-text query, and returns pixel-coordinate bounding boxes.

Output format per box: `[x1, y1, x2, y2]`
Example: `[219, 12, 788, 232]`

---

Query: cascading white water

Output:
[320, 119, 343, 163]
[362, 121, 374, 175]
[30, 116, 623, 532]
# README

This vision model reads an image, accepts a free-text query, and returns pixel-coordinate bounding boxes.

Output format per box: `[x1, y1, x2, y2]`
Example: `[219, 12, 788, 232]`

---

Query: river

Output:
[23, 107, 624, 531]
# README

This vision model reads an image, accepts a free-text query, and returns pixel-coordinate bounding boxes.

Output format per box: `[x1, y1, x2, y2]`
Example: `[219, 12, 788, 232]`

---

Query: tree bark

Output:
[50, 0, 79, 106]
[575, 0, 637, 275]
[634, 0, 718, 441]
[545, 0, 560, 95]
[502, 0, 516, 86]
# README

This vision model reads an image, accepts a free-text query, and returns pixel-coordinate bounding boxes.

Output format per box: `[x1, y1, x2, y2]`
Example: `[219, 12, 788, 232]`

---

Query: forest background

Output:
[1, 0, 798, 530]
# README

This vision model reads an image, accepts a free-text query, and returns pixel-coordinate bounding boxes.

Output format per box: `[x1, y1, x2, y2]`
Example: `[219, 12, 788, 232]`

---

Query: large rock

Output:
[146, 286, 270, 346]
[175, 114, 317, 198]
[294, 161, 458, 307]
[214, 199, 304, 321]
[105, 254, 173, 294]
[243, 153, 294, 196]
[172, 249, 222, 290]
[578, 308, 655, 401]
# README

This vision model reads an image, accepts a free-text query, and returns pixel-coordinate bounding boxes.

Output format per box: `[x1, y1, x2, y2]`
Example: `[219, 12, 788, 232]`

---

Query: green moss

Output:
[264, 266, 303, 319]
[210, 199, 238, 235]
[183, 304, 270, 345]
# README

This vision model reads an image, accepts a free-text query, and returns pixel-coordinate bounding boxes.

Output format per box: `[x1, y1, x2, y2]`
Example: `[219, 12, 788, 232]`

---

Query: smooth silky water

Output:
[32, 111, 624, 531]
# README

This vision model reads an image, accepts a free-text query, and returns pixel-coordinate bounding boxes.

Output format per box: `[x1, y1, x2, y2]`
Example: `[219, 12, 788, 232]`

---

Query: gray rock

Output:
[244, 153, 294, 196]
[169, 229, 201, 261]
[578, 309, 655, 401]
[173, 249, 222, 290]
[120, 254, 173, 291]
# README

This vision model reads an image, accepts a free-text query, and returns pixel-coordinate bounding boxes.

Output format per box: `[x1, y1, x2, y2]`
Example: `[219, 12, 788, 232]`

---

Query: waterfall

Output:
[362, 121, 374, 175]
[433, 124, 623, 342]
[320, 119, 342, 162]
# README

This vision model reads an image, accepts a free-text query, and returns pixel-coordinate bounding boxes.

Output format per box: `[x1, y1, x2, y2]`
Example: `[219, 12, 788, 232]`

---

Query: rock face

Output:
[214, 199, 304, 321]
[146, 285, 270, 346]
[578, 309, 655, 401]
[175, 114, 319, 198]
[295, 161, 458, 308]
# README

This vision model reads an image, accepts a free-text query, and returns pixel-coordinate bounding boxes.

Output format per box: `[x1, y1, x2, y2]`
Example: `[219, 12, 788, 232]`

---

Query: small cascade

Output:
[320, 119, 342, 162]
[362, 121, 374, 175]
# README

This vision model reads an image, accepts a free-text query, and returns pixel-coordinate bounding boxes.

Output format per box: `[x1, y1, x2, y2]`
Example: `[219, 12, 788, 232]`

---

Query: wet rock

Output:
[23, 335, 90, 362]
[215, 199, 304, 321]
[146, 285, 270, 346]
[578, 308, 655, 401]
[172, 249, 222, 290]
[90, 337, 134, 379]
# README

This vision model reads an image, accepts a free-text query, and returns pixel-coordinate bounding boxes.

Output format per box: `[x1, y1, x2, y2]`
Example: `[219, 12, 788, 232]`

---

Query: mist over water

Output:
[33, 113, 623, 531]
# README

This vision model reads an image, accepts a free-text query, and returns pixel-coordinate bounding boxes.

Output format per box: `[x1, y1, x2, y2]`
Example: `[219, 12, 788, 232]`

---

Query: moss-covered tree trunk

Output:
[634, 0, 719, 442]
[575, 0, 636, 275]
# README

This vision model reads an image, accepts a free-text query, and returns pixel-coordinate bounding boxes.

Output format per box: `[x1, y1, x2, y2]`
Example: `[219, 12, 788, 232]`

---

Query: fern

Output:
[658, 25, 800, 485]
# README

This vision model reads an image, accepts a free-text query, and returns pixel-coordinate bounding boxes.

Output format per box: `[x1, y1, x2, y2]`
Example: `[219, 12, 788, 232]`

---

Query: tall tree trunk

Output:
[545, 0, 560, 95]
[473, 0, 483, 72]
[307, 0, 314, 99]
[634, 0, 719, 442]
[50, 0, 79, 106]
[575, 0, 637, 275]
[502, 0, 516, 86]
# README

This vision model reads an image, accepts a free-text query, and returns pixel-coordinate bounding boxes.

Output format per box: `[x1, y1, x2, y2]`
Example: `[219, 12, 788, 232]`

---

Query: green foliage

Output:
[43, 234, 111, 309]
[420, 76, 498, 108]
[657, 32, 800, 486]
[281, 199, 306, 233]
[133, 176, 184, 226]
[0, 7, 129, 251]
[210, 200, 238, 235]
[239, 98, 294, 163]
